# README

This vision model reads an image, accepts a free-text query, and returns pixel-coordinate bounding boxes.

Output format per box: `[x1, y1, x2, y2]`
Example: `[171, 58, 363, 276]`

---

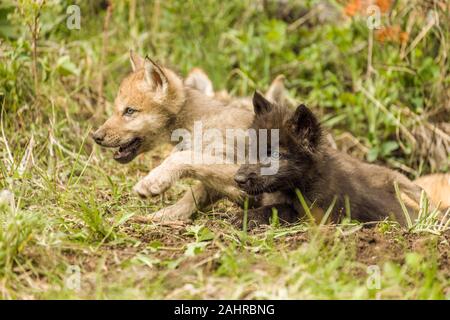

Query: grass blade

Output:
[295, 188, 315, 224]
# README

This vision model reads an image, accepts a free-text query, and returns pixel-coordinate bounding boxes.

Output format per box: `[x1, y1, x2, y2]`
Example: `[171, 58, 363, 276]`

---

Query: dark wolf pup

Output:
[234, 92, 426, 227]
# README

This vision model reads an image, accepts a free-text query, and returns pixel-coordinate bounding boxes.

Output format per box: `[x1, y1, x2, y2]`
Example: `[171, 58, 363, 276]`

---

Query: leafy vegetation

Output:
[0, 0, 449, 299]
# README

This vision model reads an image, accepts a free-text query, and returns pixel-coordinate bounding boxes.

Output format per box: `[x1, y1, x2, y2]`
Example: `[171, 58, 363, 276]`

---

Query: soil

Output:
[56, 215, 450, 281]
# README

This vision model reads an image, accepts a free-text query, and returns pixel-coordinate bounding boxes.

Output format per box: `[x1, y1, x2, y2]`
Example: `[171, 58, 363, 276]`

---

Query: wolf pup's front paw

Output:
[133, 171, 173, 198]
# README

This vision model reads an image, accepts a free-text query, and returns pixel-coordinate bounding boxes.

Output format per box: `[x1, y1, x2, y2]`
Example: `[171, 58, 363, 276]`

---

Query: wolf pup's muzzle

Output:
[234, 166, 261, 194]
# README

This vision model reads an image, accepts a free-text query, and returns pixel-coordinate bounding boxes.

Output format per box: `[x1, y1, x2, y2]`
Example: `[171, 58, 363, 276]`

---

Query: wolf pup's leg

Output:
[133, 150, 243, 201]
[133, 151, 193, 198]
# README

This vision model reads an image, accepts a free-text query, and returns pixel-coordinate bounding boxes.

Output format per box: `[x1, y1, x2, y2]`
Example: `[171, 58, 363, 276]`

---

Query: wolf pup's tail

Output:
[414, 173, 450, 209]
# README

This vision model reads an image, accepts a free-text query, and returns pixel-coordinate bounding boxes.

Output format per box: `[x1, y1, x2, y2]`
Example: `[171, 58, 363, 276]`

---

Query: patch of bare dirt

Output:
[348, 229, 450, 272]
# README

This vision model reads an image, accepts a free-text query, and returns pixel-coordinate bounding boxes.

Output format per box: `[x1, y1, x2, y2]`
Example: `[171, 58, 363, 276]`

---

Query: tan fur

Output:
[94, 52, 262, 222]
[311, 207, 325, 223]
[400, 192, 421, 212]
[265, 75, 286, 104]
[414, 173, 450, 209]
[184, 67, 288, 110]
[184, 68, 214, 97]
[184, 68, 235, 103]
[93, 57, 185, 153]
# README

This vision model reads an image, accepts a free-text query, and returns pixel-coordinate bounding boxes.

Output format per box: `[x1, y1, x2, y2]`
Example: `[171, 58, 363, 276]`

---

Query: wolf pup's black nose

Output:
[93, 131, 105, 144]
[234, 174, 248, 185]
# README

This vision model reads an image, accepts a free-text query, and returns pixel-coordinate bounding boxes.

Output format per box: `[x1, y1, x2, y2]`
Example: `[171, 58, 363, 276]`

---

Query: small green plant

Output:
[270, 207, 279, 228]
[0, 193, 42, 275]
[184, 225, 214, 257]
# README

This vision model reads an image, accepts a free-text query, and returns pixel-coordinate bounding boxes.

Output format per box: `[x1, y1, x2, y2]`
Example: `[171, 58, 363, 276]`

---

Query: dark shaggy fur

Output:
[234, 92, 423, 228]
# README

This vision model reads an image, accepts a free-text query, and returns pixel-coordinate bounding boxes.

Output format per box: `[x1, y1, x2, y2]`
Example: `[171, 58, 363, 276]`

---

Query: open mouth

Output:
[237, 182, 264, 196]
[113, 138, 142, 164]
[243, 187, 264, 196]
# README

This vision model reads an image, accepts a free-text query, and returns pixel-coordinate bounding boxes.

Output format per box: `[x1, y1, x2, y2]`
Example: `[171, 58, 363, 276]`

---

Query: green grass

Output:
[0, 0, 449, 299]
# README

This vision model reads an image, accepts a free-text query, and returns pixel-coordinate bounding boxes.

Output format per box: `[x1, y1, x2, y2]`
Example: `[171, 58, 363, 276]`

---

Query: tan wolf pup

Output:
[93, 51, 285, 222]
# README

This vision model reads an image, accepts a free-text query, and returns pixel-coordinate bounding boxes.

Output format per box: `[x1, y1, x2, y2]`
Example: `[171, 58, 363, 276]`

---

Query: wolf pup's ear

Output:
[253, 91, 272, 116]
[130, 50, 144, 71]
[265, 75, 285, 104]
[291, 104, 321, 148]
[185, 68, 214, 97]
[143, 57, 169, 92]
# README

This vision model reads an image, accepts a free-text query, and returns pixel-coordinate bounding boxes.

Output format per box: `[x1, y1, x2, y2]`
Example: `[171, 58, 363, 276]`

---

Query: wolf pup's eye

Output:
[123, 107, 136, 116]
[271, 150, 280, 159]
